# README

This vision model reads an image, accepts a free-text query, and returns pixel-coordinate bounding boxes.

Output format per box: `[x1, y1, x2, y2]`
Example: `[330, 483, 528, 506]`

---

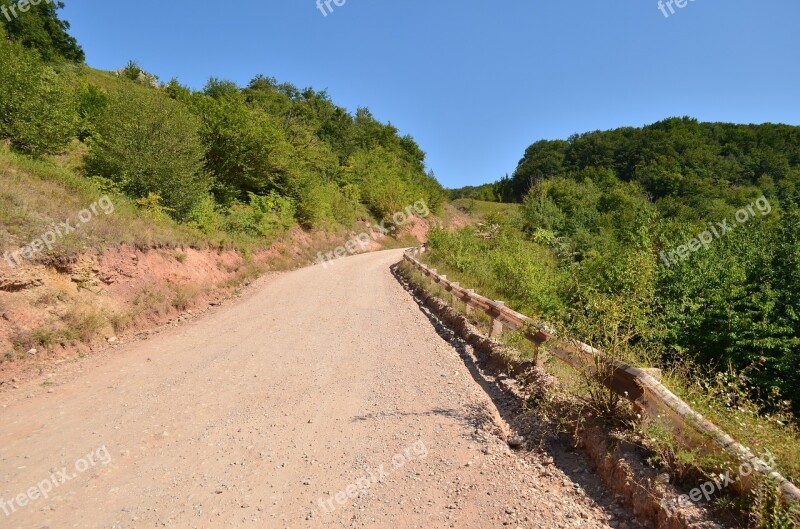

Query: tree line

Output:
[0, 2, 445, 240]
[445, 117, 800, 417]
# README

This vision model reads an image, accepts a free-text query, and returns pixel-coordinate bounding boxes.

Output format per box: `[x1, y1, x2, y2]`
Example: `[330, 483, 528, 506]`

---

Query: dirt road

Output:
[0, 249, 638, 529]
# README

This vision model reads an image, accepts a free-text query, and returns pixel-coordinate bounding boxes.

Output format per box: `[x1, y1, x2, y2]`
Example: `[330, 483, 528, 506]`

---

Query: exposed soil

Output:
[0, 219, 431, 389]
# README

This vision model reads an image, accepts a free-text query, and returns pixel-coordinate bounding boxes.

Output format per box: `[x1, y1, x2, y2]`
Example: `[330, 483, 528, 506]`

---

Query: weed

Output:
[106, 311, 132, 333]
[751, 480, 800, 529]
[170, 283, 199, 311]
[62, 305, 107, 342]
[31, 328, 55, 348]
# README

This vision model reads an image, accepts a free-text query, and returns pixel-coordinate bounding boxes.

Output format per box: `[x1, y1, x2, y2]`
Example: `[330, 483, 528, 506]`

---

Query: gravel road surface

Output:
[0, 249, 640, 529]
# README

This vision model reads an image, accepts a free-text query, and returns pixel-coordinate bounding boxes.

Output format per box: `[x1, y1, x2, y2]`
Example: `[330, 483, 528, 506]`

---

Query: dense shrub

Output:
[0, 35, 78, 156]
[86, 86, 209, 220]
[224, 192, 295, 238]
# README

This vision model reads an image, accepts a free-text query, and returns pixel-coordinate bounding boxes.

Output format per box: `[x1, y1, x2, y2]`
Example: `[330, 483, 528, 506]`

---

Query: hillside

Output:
[0, 6, 444, 374]
[441, 118, 800, 415]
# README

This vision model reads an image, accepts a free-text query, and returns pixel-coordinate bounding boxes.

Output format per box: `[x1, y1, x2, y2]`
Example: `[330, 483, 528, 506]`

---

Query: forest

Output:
[442, 118, 800, 420]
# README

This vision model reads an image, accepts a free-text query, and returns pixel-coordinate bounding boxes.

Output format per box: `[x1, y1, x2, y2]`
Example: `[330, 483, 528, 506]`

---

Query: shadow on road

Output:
[390, 262, 641, 526]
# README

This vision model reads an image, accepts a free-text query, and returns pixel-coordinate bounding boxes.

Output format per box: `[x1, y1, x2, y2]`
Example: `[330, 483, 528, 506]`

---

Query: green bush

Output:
[224, 192, 295, 238]
[76, 81, 108, 140]
[185, 195, 224, 235]
[86, 85, 209, 220]
[0, 36, 78, 156]
[192, 83, 292, 202]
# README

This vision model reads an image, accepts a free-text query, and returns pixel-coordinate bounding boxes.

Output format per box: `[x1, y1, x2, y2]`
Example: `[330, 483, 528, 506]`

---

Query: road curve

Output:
[0, 249, 631, 529]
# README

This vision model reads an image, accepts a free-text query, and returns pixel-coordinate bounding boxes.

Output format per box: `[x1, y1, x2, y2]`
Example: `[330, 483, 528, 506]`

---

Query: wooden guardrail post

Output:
[450, 282, 459, 306]
[440, 275, 450, 303]
[464, 289, 474, 316]
[490, 301, 505, 338]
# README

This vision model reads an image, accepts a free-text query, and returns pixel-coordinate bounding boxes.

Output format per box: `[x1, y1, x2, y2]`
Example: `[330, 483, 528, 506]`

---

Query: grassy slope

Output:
[0, 144, 215, 262]
[450, 198, 519, 220]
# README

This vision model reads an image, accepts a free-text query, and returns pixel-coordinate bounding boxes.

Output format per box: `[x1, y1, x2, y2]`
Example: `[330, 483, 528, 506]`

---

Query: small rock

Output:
[27, 348, 37, 356]
[507, 436, 525, 449]
[107, 336, 118, 344]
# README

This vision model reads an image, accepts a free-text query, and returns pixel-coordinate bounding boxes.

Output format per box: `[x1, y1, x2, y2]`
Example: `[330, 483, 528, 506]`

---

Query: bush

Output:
[76, 81, 108, 140]
[0, 36, 78, 156]
[86, 85, 209, 220]
[224, 192, 295, 238]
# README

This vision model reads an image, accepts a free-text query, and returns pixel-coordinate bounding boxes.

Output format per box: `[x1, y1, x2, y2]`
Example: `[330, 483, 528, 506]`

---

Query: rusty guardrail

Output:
[403, 245, 800, 504]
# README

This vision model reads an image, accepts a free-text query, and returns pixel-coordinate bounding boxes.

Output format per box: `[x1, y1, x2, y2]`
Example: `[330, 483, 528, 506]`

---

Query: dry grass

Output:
[0, 144, 211, 261]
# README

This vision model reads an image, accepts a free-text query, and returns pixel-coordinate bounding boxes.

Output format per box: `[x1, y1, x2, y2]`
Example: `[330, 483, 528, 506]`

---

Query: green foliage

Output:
[449, 178, 508, 202]
[0, 35, 78, 155]
[86, 85, 209, 220]
[75, 81, 107, 140]
[426, 226, 566, 320]
[0, 4, 447, 251]
[504, 118, 800, 208]
[185, 195, 223, 235]
[346, 146, 444, 219]
[455, 118, 800, 418]
[0, 0, 84, 62]
[193, 82, 293, 202]
[121, 60, 143, 81]
[224, 192, 295, 238]
[751, 480, 799, 529]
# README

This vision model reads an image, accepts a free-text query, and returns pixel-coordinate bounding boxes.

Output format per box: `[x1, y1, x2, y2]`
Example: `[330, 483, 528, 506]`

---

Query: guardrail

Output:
[403, 245, 800, 504]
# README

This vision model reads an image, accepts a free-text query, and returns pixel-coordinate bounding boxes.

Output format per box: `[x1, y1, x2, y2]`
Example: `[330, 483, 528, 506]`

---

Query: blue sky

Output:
[61, 1, 799, 189]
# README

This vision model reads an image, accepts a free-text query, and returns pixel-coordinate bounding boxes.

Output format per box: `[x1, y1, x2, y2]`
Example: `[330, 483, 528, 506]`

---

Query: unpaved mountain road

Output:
[0, 249, 640, 529]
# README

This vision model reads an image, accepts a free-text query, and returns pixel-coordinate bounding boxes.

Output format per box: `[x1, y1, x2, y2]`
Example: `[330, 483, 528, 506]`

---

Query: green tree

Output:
[0, 32, 78, 155]
[86, 85, 208, 220]
[192, 81, 293, 204]
[0, 0, 84, 62]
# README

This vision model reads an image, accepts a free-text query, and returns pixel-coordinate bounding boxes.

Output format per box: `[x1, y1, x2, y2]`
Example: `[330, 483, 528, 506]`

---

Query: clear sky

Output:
[60, 1, 800, 189]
